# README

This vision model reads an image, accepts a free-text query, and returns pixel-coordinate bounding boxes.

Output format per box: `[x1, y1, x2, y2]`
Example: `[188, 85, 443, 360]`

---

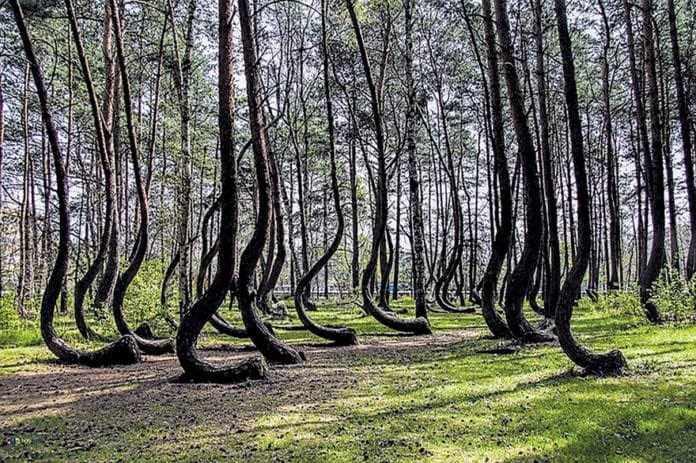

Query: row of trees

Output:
[0, 0, 694, 381]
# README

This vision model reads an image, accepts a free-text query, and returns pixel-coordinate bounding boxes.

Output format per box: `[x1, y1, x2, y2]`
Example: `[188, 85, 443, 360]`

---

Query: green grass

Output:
[1, 298, 695, 462]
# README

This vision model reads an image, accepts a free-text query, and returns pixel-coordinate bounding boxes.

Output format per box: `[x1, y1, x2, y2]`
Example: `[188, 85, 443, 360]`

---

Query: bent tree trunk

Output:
[293, 0, 357, 346]
[11, 0, 140, 367]
[494, 0, 553, 343]
[234, 0, 303, 364]
[92, 0, 120, 312]
[65, 0, 115, 342]
[479, 0, 512, 339]
[109, 0, 174, 354]
[404, 0, 427, 319]
[346, 0, 431, 335]
[175, 0, 269, 383]
[553, 0, 626, 375]
[622, 0, 662, 323]
[638, 0, 665, 323]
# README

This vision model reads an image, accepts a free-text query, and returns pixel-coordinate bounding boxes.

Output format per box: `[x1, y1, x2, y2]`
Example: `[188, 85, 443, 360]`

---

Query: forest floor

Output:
[1, 300, 695, 462]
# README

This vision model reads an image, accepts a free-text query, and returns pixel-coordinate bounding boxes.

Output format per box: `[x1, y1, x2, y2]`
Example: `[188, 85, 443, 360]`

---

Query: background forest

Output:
[0, 0, 695, 461]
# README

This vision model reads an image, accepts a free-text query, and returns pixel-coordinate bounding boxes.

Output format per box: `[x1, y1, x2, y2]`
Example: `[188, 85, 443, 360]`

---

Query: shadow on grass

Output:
[0, 312, 695, 462]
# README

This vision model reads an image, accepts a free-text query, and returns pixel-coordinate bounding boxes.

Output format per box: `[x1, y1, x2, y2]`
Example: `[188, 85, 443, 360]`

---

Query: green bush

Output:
[651, 270, 696, 322]
[122, 259, 177, 335]
[0, 292, 42, 347]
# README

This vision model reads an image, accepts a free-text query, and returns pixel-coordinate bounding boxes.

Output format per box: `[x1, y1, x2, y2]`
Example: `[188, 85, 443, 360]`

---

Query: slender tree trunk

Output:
[598, 0, 621, 290]
[639, 0, 665, 323]
[478, 0, 513, 338]
[293, 0, 357, 345]
[667, 0, 696, 279]
[108, 0, 174, 354]
[494, 0, 553, 343]
[10, 0, 140, 366]
[533, 0, 560, 316]
[552, 0, 627, 374]
[0, 70, 4, 300]
[176, 0, 269, 382]
[346, 0, 430, 335]
[405, 0, 427, 319]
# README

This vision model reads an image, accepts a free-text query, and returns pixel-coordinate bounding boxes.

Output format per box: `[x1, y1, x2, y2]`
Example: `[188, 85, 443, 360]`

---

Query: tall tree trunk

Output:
[598, 0, 621, 290]
[533, 0, 560, 315]
[494, 0, 553, 343]
[65, 0, 117, 341]
[108, 0, 174, 354]
[405, 0, 427, 319]
[10, 0, 140, 367]
[235, 0, 303, 364]
[638, 0, 665, 323]
[167, 0, 197, 316]
[552, 0, 627, 374]
[346, 0, 430, 335]
[668, 0, 696, 279]
[478, 0, 513, 339]
[0, 70, 4, 300]
[176, 0, 269, 382]
[293, 0, 357, 345]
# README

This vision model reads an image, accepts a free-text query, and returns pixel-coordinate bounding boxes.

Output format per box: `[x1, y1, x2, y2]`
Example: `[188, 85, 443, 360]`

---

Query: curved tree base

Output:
[642, 300, 662, 324]
[295, 294, 358, 346]
[48, 334, 142, 368]
[481, 304, 512, 339]
[77, 335, 143, 367]
[209, 313, 249, 338]
[435, 290, 476, 314]
[469, 289, 483, 306]
[177, 355, 269, 384]
[239, 288, 304, 365]
[364, 294, 432, 335]
[558, 327, 628, 377]
[580, 350, 627, 376]
[124, 330, 173, 355]
[517, 330, 556, 344]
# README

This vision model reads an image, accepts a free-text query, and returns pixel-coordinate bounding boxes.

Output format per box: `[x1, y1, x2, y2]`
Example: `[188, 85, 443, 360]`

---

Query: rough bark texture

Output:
[479, 0, 513, 339]
[552, 0, 627, 375]
[65, 0, 114, 342]
[175, 0, 269, 383]
[236, 0, 304, 364]
[11, 0, 140, 367]
[109, 0, 174, 354]
[293, 0, 357, 346]
[494, 0, 554, 343]
[667, 0, 696, 279]
[533, 0, 560, 315]
[404, 0, 427, 320]
[346, 0, 431, 336]
[637, 0, 665, 324]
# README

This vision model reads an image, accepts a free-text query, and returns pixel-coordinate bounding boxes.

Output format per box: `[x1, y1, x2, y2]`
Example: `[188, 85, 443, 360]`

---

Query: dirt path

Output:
[0, 328, 480, 461]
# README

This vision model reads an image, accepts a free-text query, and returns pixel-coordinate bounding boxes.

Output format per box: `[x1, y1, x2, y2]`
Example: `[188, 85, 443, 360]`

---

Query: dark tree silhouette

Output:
[10, 0, 140, 367]
[552, 0, 627, 375]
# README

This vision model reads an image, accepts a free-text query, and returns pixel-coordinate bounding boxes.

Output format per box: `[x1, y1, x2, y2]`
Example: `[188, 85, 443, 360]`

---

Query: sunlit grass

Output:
[1, 296, 695, 462]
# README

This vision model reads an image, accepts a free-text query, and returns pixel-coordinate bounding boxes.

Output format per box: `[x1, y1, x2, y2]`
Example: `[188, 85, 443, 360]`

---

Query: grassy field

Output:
[1, 299, 695, 462]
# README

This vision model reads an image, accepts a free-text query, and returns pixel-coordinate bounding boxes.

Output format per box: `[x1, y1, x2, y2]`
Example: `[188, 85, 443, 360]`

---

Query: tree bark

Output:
[108, 0, 174, 354]
[552, 0, 628, 375]
[479, 0, 513, 339]
[667, 0, 696, 279]
[10, 0, 140, 367]
[175, 0, 269, 383]
[293, 0, 357, 345]
[494, 0, 553, 343]
[346, 0, 430, 335]
[405, 0, 427, 319]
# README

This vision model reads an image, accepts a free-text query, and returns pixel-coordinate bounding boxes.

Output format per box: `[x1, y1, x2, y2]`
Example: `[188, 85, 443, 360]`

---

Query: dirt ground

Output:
[0, 330, 477, 462]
